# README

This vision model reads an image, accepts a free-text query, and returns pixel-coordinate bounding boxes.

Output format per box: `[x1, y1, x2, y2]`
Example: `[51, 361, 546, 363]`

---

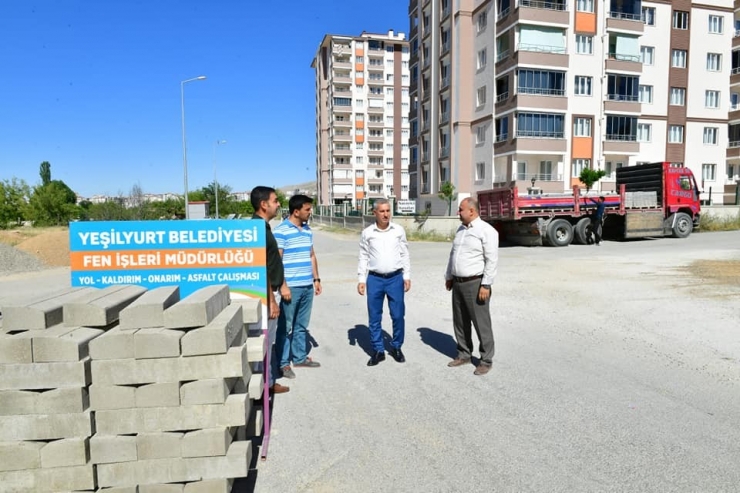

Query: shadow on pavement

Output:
[347, 324, 393, 357]
[417, 327, 457, 359]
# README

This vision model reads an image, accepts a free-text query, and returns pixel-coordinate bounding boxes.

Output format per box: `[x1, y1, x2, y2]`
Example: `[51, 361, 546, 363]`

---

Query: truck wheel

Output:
[671, 212, 692, 238]
[546, 219, 574, 247]
[574, 217, 591, 245]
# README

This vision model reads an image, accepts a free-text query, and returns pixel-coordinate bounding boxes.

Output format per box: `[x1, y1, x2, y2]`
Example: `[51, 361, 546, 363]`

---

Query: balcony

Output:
[605, 53, 642, 73]
[606, 11, 644, 34]
[440, 112, 450, 124]
[727, 141, 740, 159]
[421, 152, 430, 163]
[498, 44, 568, 72]
[497, 0, 568, 30]
[515, 91, 568, 111]
[603, 136, 639, 154]
[333, 119, 352, 127]
[333, 72, 352, 82]
[367, 133, 384, 141]
[367, 119, 384, 127]
[440, 147, 450, 159]
[332, 44, 351, 55]
[441, 76, 450, 90]
[495, 133, 509, 143]
[604, 94, 641, 113]
[332, 132, 352, 141]
[367, 106, 384, 114]
[734, 30, 740, 49]
[333, 147, 352, 156]
[495, 92, 509, 104]
[332, 59, 352, 69]
[729, 104, 740, 122]
[441, 41, 450, 56]
[367, 62, 384, 71]
[367, 147, 384, 156]
[514, 132, 567, 153]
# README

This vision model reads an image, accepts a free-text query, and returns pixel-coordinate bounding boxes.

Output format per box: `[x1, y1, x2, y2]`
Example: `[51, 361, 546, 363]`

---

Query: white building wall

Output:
[471, 1, 494, 193]
[687, 8, 732, 120]
[640, 2, 672, 118]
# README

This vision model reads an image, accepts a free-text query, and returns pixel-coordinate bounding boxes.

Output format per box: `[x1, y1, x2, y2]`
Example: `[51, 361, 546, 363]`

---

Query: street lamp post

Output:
[181, 75, 207, 219]
[213, 139, 227, 218]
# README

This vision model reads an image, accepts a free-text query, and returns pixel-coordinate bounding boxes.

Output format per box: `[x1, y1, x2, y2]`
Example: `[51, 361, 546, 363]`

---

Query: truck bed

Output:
[479, 187, 619, 221]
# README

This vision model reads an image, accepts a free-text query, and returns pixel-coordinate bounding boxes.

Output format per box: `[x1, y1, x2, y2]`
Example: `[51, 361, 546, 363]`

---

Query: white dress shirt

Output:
[357, 222, 411, 283]
[445, 217, 499, 285]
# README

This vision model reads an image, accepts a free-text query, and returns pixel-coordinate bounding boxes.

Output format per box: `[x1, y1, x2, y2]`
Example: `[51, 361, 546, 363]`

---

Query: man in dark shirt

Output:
[587, 196, 606, 246]
[251, 186, 289, 394]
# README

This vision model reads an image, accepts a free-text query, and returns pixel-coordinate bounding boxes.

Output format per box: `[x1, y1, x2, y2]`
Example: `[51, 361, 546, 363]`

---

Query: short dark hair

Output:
[599, 196, 605, 201]
[288, 194, 313, 214]
[250, 186, 276, 211]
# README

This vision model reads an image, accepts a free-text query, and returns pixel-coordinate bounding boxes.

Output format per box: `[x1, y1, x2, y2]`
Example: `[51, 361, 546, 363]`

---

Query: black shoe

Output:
[388, 347, 405, 363]
[367, 351, 386, 366]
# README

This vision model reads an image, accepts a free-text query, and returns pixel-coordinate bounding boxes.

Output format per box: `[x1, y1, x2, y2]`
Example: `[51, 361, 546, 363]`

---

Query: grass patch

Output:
[699, 213, 740, 232]
[0, 226, 68, 247]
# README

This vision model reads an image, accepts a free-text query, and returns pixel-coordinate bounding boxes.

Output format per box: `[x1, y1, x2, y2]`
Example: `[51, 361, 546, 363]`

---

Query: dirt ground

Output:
[0, 227, 70, 267]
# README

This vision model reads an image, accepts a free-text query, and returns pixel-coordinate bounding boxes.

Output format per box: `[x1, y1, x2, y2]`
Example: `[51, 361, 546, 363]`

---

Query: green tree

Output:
[39, 161, 51, 186]
[438, 181, 458, 216]
[26, 181, 79, 226]
[579, 168, 607, 193]
[275, 188, 288, 208]
[0, 178, 31, 228]
[201, 181, 235, 218]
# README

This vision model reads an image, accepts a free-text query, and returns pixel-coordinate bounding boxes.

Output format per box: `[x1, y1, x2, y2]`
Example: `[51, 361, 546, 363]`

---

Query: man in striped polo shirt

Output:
[274, 194, 322, 379]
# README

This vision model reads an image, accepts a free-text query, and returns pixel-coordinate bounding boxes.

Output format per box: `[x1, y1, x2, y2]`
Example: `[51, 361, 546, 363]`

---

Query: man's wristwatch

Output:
[480, 284, 491, 289]
[313, 278, 321, 283]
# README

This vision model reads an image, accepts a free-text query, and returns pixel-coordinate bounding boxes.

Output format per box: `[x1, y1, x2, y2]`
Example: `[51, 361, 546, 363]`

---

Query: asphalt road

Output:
[1, 230, 738, 492]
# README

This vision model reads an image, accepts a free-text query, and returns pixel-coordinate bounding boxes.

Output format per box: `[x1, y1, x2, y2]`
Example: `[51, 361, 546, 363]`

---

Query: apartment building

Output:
[312, 31, 411, 207]
[409, 0, 736, 210]
[727, 0, 740, 200]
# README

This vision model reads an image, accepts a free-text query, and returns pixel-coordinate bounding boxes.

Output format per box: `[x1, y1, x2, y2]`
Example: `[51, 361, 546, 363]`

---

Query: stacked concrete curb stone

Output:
[0, 285, 145, 492]
[89, 284, 263, 491]
[0, 284, 267, 492]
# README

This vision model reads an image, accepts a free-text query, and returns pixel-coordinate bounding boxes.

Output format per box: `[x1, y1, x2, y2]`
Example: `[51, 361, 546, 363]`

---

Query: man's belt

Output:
[452, 274, 483, 283]
[368, 269, 403, 279]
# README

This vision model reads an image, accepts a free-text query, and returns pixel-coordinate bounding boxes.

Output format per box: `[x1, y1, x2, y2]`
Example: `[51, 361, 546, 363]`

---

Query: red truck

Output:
[478, 162, 701, 246]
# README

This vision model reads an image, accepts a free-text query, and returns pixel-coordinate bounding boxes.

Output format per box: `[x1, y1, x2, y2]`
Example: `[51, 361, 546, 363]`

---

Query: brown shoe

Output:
[270, 383, 290, 394]
[473, 364, 491, 376]
[447, 358, 471, 368]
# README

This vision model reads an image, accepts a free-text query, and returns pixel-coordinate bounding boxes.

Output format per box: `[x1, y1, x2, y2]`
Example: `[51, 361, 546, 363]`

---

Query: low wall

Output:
[702, 206, 740, 220]
[311, 214, 460, 237]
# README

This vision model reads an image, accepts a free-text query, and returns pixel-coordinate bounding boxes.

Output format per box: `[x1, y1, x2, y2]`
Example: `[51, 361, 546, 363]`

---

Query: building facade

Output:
[408, 0, 737, 211]
[312, 31, 411, 207]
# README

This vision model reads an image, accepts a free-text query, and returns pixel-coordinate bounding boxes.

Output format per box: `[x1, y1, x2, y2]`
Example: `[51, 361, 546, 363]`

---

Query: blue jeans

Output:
[276, 285, 315, 367]
[366, 273, 405, 352]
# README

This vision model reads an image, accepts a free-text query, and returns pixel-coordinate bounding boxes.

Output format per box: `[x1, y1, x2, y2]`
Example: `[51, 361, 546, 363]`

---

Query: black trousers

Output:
[590, 217, 602, 244]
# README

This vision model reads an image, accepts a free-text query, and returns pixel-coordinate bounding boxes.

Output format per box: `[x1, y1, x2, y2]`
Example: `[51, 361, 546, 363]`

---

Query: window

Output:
[670, 88, 686, 106]
[477, 86, 487, 106]
[706, 90, 720, 108]
[333, 97, 351, 106]
[516, 112, 565, 138]
[476, 126, 486, 144]
[476, 162, 485, 180]
[539, 161, 554, 181]
[672, 49, 687, 68]
[574, 76, 592, 96]
[642, 7, 655, 26]
[639, 85, 653, 104]
[355, 99, 364, 108]
[606, 116, 638, 141]
[728, 164, 737, 180]
[640, 46, 655, 65]
[517, 69, 566, 96]
[386, 129, 394, 136]
[477, 11, 487, 32]
[608, 74, 639, 101]
[605, 161, 624, 178]
[477, 49, 487, 70]
[673, 11, 689, 30]
[703, 127, 718, 145]
[707, 53, 722, 72]
[576, 35, 593, 54]
[516, 161, 527, 180]
[355, 143, 364, 150]
[708, 15, 723, 34]
[572, 159, 590, 178]
[637, 123, 652, 142]
[732, 93, 740, 110]
[669, 125, 684, 143]
[495, 116, 509, 142]
[702, 163, 716, 181]
[573, 117, 592, 137]
[577, 0, 594, 12]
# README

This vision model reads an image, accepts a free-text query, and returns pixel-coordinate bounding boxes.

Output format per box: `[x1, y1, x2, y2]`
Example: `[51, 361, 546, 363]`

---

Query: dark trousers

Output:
[366, 273, 405, 352]
[591, 217, 602, 244]
[452, 279, 495, 365]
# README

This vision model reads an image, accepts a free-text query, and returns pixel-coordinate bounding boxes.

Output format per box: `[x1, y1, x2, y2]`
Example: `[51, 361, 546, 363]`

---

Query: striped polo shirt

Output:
[273, 220, 314, 288]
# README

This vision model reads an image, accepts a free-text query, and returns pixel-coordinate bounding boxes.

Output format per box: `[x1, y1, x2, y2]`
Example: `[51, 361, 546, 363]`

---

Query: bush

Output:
[699, 213, 740, 232]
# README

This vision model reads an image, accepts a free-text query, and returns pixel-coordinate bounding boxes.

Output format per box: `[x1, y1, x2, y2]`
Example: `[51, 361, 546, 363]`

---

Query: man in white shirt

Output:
[357, 199, 411, 366]
[444, 197, 499, 376]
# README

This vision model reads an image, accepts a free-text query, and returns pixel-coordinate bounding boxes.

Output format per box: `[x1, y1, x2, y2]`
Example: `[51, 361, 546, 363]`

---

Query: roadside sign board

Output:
[396, 199, 416, 214]
[69, 220, 267, 301]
